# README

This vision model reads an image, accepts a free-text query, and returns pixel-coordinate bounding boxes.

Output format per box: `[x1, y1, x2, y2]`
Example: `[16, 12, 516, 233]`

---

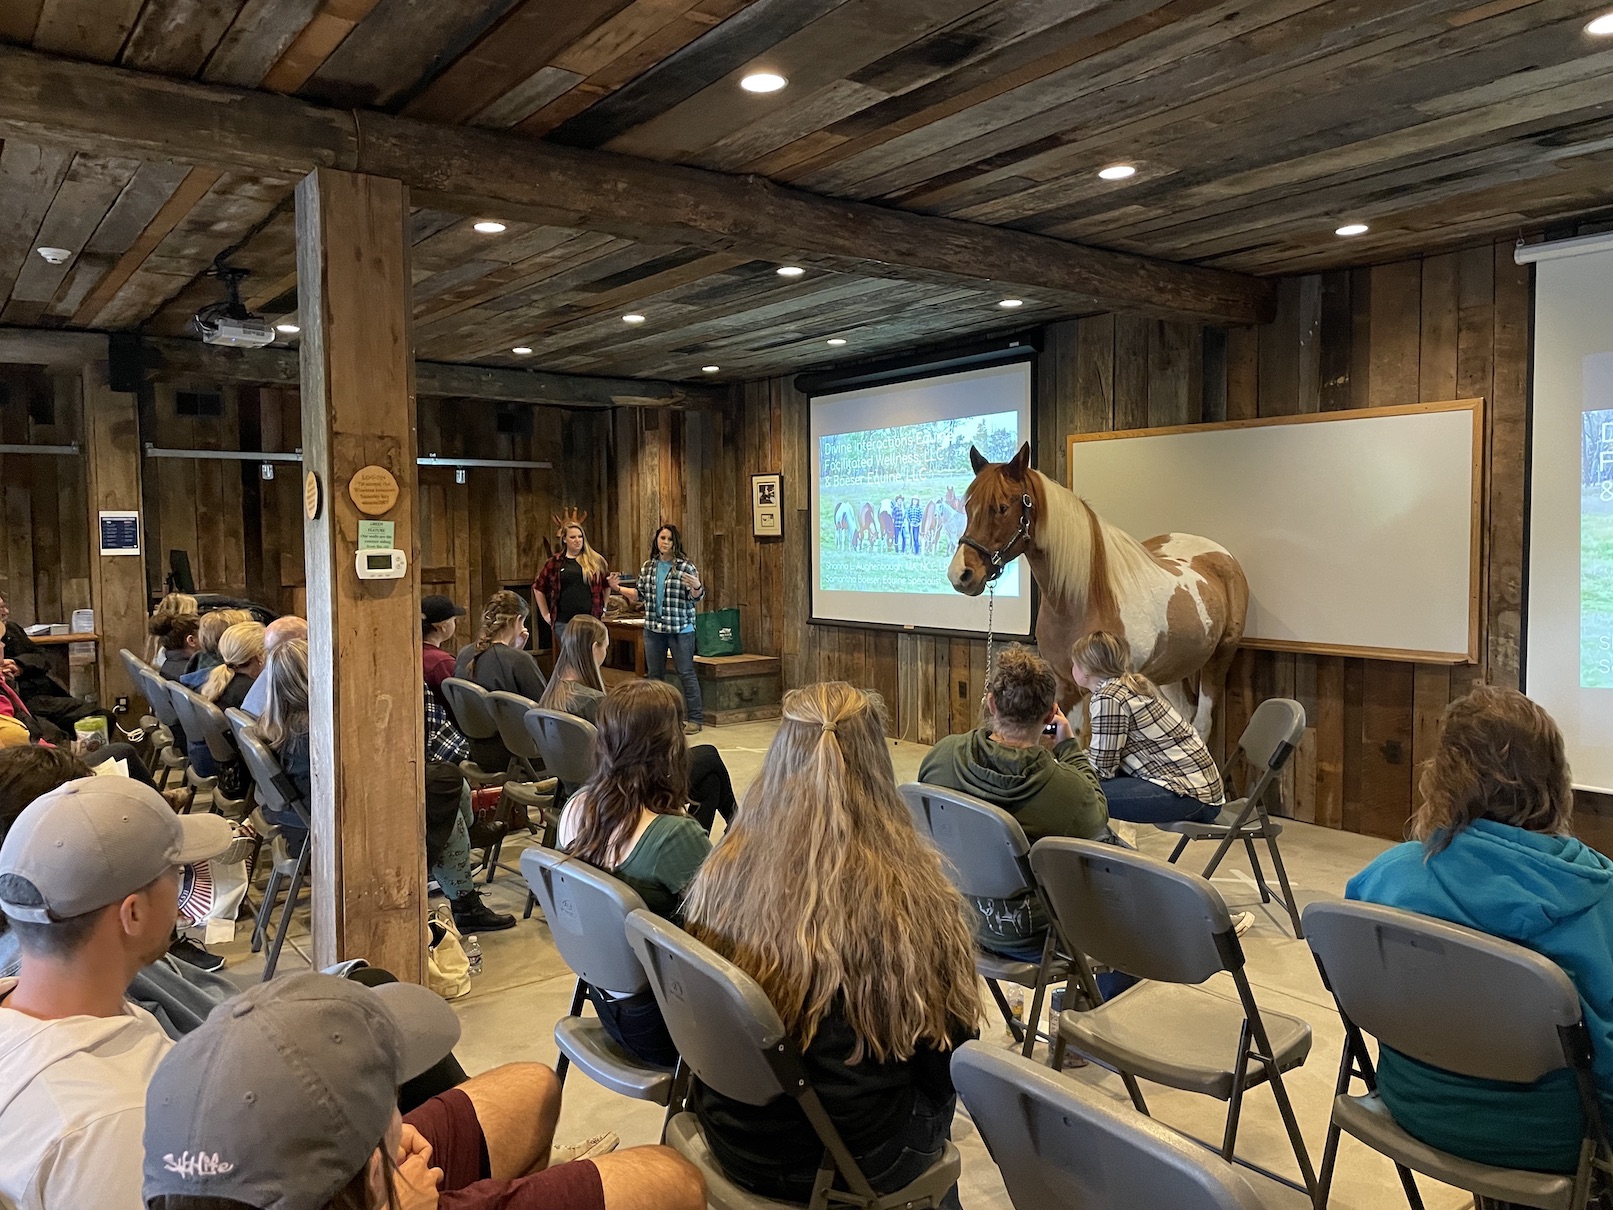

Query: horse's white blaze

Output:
[947, 547, 969, 590]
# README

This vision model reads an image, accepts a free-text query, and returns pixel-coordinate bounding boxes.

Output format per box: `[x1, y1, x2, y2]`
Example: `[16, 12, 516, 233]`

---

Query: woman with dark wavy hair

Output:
[1348, 685, 1613, 1188]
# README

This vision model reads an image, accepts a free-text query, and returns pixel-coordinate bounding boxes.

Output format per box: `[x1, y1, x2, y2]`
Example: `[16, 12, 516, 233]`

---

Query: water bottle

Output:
[465, 935, 483, 977]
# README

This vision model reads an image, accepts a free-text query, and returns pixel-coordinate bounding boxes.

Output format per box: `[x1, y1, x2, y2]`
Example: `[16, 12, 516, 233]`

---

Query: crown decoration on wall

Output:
[553, 507, 587, 538]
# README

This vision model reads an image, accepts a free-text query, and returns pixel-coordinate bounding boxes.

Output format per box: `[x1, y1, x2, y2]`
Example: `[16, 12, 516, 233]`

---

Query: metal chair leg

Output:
[262, 844, 310, 981]
[1168, 835, 1191, 863]
[1243, 837, 1272, 903]
[252, 866, 284, 953]
[1261, 821, 1306, 938]
[555, 978, 587, 1086]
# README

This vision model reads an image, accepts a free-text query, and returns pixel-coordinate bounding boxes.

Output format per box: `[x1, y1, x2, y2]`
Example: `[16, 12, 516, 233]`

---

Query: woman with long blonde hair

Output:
[1070, 629, 1224, 824]
[532, 523, 621, 645]
[178, 608, 252, 687]
[684, 682, 979, 1206]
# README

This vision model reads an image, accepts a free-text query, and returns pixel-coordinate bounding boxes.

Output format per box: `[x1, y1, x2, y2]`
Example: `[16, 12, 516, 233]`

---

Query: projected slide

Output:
[809, 360, 1034, 636]
[817, 413, 1021, 594]
[1582, 355, 1613, 687]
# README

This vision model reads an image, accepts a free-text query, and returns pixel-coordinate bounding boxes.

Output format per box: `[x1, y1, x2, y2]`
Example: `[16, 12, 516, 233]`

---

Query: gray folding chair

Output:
[225, 709, 312, 981]
[168, 680, 250, 817]
[439, 676, 511, 786]
[524, 707, 597, 788]
[899, 782, 1083, 1059]
[1305, 900, 1613, 1210]
[951, 1041, 1266, 1210]
[625, 909, 962, 1210]
[131, 664, 189, 789]
[1030, 837, 1317, 1198]
[520, 846, 681, 1106]
[1159, 698, 1306, 937]
[117, 648, 162, 734]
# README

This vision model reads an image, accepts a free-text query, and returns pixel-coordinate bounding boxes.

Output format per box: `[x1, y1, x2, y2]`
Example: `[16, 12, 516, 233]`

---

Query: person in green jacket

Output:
[917, 644, 1109, 962]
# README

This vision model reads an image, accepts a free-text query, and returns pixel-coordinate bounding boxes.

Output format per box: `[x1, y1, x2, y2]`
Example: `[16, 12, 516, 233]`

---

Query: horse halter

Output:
[958, 492, 1034, 582]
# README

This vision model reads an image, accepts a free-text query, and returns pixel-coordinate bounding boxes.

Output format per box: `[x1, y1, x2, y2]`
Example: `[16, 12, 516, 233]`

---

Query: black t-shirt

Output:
[556, 557, 593, 624]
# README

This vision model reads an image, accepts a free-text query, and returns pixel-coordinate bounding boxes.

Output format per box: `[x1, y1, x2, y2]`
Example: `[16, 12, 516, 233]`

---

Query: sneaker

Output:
[683, 721, 702, 735]
[169, 936, 226, 973]
[1232, 911, 1256, 937]
[552, 1132, 620, 1165]
[450, 891, 516, 934]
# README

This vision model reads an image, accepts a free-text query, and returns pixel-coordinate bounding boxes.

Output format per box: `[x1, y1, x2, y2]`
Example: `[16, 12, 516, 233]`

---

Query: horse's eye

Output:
[996, 503, 1007, 515]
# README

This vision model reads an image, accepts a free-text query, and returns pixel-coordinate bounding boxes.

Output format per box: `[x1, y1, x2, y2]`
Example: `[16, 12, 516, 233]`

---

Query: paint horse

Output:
[833, 501, 857, 550]
[948, 442, 1247, 736]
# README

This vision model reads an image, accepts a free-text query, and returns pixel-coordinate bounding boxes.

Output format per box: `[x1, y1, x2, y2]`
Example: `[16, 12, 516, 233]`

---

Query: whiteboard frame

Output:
[1067, 398, 1486, 664]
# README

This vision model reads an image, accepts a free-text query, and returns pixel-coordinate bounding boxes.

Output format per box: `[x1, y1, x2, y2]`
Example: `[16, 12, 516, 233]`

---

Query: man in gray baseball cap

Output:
[0, 776, 233, 1210]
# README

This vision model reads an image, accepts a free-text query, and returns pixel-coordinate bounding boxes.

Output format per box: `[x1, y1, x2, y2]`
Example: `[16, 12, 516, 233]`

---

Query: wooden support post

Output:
[297, 166, 426, 979]
[82, 357, 146, 712]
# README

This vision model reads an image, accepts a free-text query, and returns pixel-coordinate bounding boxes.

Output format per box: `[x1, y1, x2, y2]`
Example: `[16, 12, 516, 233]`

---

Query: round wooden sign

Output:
[303, 471, 322, 521]
[348, 465, 400, 516]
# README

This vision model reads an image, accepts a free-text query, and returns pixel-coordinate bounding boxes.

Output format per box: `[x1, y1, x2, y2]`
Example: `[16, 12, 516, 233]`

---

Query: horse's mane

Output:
[1028, 470, 1160, 616]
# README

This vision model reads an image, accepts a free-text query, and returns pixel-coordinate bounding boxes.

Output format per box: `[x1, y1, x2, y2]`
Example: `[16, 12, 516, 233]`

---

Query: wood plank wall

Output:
[0, 366, 90, 628]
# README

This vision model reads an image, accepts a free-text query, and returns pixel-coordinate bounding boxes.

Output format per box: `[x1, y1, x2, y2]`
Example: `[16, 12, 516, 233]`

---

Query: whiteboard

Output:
[1065, 401, 1483, 662]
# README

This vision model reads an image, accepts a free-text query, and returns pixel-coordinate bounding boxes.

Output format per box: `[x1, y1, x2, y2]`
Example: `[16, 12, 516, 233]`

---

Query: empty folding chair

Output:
[1030, 837, 1317, 1198]
[132, 664, 189, 789]
[521, 846, 681, 1108]
[1304, 899, 1613, 1210]
[899, 781, 1084, 1059]
[169, 681, 250, 818]
[625, 909, 961, 1210]
[951, 1041, 1265, 1210]
[519, 710, 599, 919]
[1158, 698, 1307, 937]
[226, 709, 312, 981]
[439, 676, 511, 786]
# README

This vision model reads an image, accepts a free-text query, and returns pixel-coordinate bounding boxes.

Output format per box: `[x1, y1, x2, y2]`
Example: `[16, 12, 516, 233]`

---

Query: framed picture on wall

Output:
[752, 473, 783, 537]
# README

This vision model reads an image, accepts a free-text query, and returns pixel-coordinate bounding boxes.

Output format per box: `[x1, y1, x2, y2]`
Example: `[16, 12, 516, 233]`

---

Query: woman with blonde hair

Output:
[1070, 629, 1224, 824]
[532, 523, 620, 645]
[684, 682, 979, 1207]
[178, 608, 252, 687]
[537, 614, 608, 723]
[453, 589, 546, 701]
[1348, 686, 1613, 1184]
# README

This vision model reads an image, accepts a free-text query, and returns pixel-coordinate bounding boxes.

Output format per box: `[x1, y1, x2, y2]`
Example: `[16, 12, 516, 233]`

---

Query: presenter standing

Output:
[617, 524, 705, 734]
[533, 522, 618, 646]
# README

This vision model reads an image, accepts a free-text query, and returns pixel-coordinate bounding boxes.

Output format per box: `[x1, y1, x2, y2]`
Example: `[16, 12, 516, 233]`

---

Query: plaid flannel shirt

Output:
[424, 685, 470, 765]
[639, 555, 704, 634]
[1086, 678, 1225, 806]
[534, 555, 611, 621]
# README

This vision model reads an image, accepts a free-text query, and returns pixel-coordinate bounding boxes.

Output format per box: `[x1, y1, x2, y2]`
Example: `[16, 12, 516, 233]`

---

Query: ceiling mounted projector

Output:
[192, 266, 275, 348]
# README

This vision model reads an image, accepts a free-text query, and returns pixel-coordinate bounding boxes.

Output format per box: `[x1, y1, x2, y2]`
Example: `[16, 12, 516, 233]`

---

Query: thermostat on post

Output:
[355, 549, 407, 580]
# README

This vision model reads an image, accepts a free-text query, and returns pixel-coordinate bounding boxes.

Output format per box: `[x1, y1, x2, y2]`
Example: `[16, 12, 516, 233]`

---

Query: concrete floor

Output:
[210, 720, 1473, 1210]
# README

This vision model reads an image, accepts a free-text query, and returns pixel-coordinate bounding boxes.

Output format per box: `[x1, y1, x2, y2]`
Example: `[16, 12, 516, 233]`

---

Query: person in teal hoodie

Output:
[1347, 685, 1613, 1177]
[917, 644, 1109, 961]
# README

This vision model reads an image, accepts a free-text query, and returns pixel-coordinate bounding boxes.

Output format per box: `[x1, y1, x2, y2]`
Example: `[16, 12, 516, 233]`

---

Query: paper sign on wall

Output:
[98, 511, 141, 556]
[357, 521, 395, 550]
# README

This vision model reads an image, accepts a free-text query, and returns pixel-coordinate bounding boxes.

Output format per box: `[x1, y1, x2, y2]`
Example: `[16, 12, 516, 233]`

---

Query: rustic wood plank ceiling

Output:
[1, 0, 1610, 381]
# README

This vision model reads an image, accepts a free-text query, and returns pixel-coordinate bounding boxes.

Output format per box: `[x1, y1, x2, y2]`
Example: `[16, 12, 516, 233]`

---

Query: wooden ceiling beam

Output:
[0, 44, 1276, 326]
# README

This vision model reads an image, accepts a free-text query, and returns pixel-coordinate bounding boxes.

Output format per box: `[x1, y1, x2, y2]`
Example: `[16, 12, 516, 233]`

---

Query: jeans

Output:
[908, 523, 922, 554]
[645, 628, 702, 724]
[1101, 774, 1221, 824]
[586, 985, 679, 1068]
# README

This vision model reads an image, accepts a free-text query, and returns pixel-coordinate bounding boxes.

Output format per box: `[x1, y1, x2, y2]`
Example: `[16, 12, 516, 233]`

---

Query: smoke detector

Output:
[35, 247, 72, 265]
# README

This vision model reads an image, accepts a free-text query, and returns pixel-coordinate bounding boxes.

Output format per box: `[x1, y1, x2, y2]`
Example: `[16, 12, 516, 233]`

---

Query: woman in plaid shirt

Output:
[617, 524, 705, 735]
[1071, 631, 1225, 824]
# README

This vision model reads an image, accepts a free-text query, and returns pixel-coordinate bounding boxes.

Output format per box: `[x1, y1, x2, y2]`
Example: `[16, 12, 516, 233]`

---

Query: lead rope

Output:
[980, 581, 997, 721]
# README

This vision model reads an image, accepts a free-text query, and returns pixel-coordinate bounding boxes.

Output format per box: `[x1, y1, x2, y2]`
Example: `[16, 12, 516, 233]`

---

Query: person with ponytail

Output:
[532, 524, 620, 645]
[557, 679, 711, 1067]
[1070, 630, 1225, 824]
[144, 592, 198, 663]
[149, 613, 201, 681]
[178, 608, 252, 687]
[454, 589, 547, 701]
[683, 682, 979, 1208]
[188, 621, 264, 788]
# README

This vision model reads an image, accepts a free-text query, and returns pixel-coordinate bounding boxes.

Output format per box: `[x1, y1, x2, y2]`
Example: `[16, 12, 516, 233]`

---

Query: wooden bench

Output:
[599, 625, 781, 725]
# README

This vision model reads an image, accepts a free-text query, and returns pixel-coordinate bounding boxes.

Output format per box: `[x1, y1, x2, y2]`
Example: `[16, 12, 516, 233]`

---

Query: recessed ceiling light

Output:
[998, 298, 1024, 308]
[826, 337, 847, 346]
[740, 72, 787, 93]
[473, 220, 506, 233]
[275, 323, 300, 334]
[776, 265, 805, 277]
[1335, 222, 1369, 237]
[702, 365, 720, 373]
[1098, 164, 1137, 181]
[1587, 11, 1613, 34]
[622, 313, 646, 324]
[512, 346, 533, 355]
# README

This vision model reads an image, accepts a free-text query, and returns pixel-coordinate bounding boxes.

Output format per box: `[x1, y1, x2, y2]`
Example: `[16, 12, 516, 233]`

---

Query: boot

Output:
[466, 817, 508, 852]
[451, 890, 516, 933]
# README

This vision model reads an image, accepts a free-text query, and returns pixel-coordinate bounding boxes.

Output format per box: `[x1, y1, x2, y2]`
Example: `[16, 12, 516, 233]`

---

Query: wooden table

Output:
[603, 617, 652, 674]
[26, 632, 101, 646]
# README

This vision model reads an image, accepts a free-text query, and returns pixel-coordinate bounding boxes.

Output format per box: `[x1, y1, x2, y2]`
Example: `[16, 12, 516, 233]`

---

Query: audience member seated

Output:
[684, 682, 980, 1207]
[422, 594, 467, 706]
[177, 608, 251, 687]
[0, 776, 235, 1209]
[0, 592, 113, 741]
[539, 614, 609, 723]
[186, 621, 264, 798]
[250, 639, 314, 856]
[1070, 630, 1226, 825]
[423, 680, 517, 934]
[239, 615, 308, 717]
[148, 613, 201, 681]
[1348, 686, 1613, 1177]
[143, 593, 198, 665]
[456, 590, 547, 701]
[0, 747, 234, 1037]
[558, 679, 712, 1067]
[142, 972, 705, 1210]
[917, 644, 1110, 963]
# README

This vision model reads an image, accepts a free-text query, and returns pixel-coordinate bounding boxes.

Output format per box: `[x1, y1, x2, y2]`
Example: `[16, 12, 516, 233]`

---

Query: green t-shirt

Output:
[614, 814, 711, 923]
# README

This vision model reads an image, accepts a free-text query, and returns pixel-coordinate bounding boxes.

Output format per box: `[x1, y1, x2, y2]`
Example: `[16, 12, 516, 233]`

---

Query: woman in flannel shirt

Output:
[1071, 630, 1225, 824]
[616, 524, 705, 734]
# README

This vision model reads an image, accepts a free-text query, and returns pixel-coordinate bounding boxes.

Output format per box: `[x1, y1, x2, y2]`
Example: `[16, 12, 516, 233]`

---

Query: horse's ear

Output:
[969, 445, 988, 474]
[1005, 442, 1032, 479]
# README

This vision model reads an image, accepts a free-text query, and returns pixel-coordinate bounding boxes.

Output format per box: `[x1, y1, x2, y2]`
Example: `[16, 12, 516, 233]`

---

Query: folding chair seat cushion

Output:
[553, 1017, 676, 1104]
[1058, 981, 1312, 1100]
[1332, 1092, 1579, 1210]
[1158, 798, 1285, 840]
[975, 949, 1068, 987]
